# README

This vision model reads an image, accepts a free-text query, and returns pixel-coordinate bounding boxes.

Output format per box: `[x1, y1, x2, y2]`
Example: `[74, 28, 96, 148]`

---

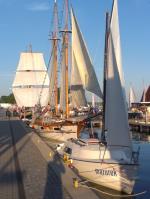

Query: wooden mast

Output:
[64, 0, 69, 118]
[60, 0, 71, 118]
[53, 0, 58, 115]
[50, 0, 59, 115]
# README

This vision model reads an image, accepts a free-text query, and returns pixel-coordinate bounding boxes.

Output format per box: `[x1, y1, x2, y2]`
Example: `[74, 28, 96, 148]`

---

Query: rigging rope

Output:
[38, 44, 55, 105]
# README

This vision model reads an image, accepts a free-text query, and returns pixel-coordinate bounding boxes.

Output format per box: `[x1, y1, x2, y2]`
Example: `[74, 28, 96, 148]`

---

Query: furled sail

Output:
[105, 0, 132, 148]
[12, 52, 49, 107]
[129, 87, 136, 108]
[60, 40, 67, 113]
[71, 9, 102, 99]
[70, 52, 87, 107]
[49, 50, 56, 107]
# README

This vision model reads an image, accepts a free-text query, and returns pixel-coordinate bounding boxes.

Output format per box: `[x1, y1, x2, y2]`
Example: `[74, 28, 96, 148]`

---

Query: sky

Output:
[0, 0, 150, 101]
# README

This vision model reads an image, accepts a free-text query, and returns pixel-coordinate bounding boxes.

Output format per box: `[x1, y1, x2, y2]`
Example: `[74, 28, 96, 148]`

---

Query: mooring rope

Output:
[79, 184, 146, 198]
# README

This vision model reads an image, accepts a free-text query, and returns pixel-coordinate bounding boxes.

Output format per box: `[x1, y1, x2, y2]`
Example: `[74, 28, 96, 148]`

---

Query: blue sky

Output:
[0, 0, 150, 101]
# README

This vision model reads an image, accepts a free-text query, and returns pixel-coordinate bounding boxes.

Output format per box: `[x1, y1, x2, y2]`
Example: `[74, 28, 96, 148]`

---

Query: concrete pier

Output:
[0, 117, 100, 199]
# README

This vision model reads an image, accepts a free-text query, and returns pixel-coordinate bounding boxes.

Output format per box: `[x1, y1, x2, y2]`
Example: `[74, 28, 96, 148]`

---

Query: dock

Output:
[129, 120, 150, 133]
[0, 116, 100, 199]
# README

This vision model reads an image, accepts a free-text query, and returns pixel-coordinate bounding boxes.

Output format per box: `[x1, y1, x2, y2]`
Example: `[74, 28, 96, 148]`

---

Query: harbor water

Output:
[132, 131, 150, 199]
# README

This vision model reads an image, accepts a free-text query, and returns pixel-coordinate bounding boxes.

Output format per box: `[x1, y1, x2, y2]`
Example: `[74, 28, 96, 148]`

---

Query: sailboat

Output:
[35, 0, 102, 141]
[12, 46, 49, 108]
[129, 86, 136, 109]
[57, 0, 139, 193]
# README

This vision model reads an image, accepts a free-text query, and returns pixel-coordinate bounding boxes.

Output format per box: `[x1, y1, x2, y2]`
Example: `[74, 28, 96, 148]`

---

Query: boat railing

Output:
[69, 138, 102, 146]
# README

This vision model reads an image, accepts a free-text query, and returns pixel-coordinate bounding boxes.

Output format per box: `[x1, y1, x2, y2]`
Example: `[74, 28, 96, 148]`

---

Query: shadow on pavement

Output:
[43, 153, 66, 199]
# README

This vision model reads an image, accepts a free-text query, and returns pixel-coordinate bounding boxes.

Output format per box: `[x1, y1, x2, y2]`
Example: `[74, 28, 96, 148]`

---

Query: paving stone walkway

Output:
[0, 118, 100, 199]
[0, 119, 73, 199]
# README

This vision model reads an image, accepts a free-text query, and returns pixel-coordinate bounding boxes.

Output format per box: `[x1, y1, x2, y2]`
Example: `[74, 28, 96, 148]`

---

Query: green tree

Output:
[0, 93, 16, 104]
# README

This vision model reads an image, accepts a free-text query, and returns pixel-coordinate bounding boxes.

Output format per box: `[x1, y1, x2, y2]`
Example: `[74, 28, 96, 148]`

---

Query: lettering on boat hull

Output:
[95, 168, 117, 176]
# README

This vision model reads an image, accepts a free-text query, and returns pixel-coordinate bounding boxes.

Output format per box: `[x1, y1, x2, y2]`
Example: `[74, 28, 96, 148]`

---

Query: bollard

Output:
[49, 152, 51, 157]
[68, 158, 73, 168]
[73, 178, 78, 188]
[63, 154, 69, 163]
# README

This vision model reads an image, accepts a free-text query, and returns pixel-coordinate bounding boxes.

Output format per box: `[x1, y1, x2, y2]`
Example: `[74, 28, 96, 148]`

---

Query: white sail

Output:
[71, 9, 102, 99]
[129, 87, 136, 108]
[13, 87, 49, 107]
[92, 94, 95, 107]
[12, 52, 49, 107]
[17, 52, 47, 71]
[70, 52, 87, 107]
[105, 0, 132, 149]
[13, 71, 49, 86]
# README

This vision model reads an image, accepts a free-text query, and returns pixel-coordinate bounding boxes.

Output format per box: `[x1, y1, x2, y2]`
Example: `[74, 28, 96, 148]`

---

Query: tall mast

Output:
[63, 0, 70, 118]
[50, 0, 59, 115]
[101, 12, 110, 142]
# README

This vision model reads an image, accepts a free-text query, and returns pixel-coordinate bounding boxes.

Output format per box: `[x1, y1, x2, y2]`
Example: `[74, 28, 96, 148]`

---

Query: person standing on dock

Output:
[6, 108, 11, 119]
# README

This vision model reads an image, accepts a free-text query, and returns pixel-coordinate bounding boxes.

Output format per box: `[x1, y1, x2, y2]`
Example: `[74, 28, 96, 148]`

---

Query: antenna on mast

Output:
[29, 44, 32, 53]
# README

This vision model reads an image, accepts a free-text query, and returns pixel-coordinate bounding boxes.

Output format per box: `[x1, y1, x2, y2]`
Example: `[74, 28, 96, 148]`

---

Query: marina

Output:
[0, 113, 150, 198]
[0, 0, 150, 198]
[129, 120, 150, 133]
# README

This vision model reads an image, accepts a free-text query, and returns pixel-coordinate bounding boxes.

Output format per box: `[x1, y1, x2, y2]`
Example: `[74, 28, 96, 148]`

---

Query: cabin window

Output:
[64, 147, 72, 154]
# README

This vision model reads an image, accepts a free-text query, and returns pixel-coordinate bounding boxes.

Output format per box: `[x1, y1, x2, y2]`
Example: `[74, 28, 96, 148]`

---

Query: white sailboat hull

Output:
[72, 159, 137, 194]
[57, 138, 138, 194]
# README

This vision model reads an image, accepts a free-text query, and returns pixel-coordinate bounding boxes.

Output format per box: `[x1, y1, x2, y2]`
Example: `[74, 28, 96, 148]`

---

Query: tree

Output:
[0, 93, 16, 104]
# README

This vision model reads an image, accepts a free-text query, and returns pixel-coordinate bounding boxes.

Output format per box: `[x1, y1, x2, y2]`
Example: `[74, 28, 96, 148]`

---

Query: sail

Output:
[129, 87, 136, 108]
[105, 0, 132, 148]
[13, 71, 49, 87]
[12, 52, 49, 107]
[60, 41, 67, 113]
[17, 52, 47, 71]
[140, 88, 146, 102]
[13, 87, 49, 107]
[48, 50, 56, 107]
[70, 52, 87, 107]
[92, 94, 95, 107]
[145, 86, 150, 102]
[71, 9, 102, 99]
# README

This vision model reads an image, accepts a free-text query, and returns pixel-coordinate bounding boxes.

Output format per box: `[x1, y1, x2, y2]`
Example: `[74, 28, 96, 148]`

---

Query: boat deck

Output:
[129, 120, 150, 133]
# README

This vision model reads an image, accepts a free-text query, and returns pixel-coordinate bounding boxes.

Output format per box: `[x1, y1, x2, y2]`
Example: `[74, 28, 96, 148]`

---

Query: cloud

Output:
[27, 2, 50, 11]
